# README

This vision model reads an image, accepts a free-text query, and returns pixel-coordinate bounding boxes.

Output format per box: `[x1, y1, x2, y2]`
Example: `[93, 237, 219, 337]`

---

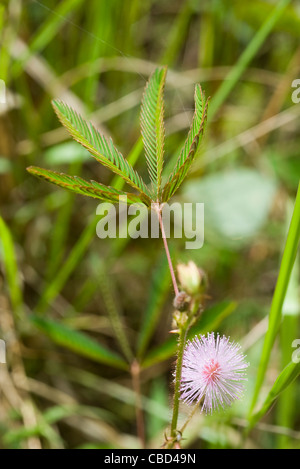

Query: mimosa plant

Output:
[27, 67, 248, 448]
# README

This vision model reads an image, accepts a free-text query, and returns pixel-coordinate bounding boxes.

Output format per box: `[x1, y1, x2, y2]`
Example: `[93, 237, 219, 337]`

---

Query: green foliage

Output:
[248, 360, 300, 431]
[162, 85, 209, 202]
[0, 216, 24, 319]
[2, 0, 299, 450]
[249, 183, 300, 415]
[51, 99, 152, 203]
[31, 316, 129, 370]
[27, 166, 142, 204]
[137, 252, 172, 359]
[27, 69, 209, 207]
[140, 67, 166, 199]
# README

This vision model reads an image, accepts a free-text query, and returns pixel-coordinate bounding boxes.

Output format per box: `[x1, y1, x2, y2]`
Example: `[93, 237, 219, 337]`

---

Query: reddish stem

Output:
[157, 207, 179, 297]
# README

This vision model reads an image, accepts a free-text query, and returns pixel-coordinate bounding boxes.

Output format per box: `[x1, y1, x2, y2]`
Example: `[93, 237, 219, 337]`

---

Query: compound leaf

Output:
[27, 166, 142, 204]
[162, 85, 209, 202]
[140, 67, 167, 199]
[52, 99, 151, 203]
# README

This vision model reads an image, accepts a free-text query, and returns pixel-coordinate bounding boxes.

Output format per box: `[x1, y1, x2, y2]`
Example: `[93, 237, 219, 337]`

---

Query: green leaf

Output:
[0, 215, 24, 319]
[11, 0, 84, 79]
[140, 67, 167, 199]
[207, 0, 292, 120]
[249, 183, 300, 415]
[27, 166, 141, 204]
[34, 137, 145, 315]
[249, 360, 300, 431]
[141, 300, 237, 369]
[162, 84, 209, 202]
[31, 316, 128, 370]
[276, 216, 300, 447]
[52, 99, 151, 204]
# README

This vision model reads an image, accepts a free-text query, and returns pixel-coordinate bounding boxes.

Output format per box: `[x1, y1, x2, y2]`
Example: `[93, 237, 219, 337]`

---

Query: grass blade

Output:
[248, 360, 300, 431]
[91, 258, 133, 363]
[12, 0, 84, 78]
[31, 315, 128, 371]
[249, 183, 300, 415]
[276, 201, 300, 448]
[0, 215, 24, 319]
[35, 216, 98, 313]
[208, 0, 292, 120]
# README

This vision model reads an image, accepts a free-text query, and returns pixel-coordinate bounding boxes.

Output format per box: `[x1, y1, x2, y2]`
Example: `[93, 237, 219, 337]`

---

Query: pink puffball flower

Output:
[180, 333, 249, 413]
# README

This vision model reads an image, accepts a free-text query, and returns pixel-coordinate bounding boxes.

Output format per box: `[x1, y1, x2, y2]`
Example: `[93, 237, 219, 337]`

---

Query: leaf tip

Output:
[51, 98, 62, 109]
[26, 165, 37, 174]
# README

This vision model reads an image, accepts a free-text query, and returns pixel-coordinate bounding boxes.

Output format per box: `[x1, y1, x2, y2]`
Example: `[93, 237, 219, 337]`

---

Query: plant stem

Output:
[131, 359, 146, 448]
[156, 207, 179, 297]
[168, 300, 202, 446]
[156, 206, 201, 445]
[180, 400, 201, 435]
[170, 325, 187, 439]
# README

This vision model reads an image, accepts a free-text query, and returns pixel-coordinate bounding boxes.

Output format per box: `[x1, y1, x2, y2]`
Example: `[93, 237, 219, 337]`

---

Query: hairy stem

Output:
[168, 299, 202, 447]
[156, 205, 202, 446]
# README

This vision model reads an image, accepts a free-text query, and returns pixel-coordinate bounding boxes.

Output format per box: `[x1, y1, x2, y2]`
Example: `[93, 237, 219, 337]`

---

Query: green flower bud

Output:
[177, 261, 207, 296]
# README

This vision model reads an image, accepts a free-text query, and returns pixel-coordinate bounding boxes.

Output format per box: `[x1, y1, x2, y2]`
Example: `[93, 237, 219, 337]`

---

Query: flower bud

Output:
[173, 311, 188, 328]
[177, 261, 207, 296]
[173, 291, 191, 312]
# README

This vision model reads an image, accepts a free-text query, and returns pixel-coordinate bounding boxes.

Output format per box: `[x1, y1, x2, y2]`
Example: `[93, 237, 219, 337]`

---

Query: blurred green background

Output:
[0, 0, 299, 449]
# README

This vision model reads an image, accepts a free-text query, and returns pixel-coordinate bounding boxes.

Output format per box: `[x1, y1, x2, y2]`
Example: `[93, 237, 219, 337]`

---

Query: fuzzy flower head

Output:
[180, 333, 249, 414]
